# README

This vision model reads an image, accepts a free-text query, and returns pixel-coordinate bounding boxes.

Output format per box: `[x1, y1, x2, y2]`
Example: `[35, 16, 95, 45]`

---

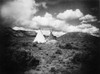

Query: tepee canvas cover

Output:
[47, 31, 56, 40]
[33, 30, 46, 43]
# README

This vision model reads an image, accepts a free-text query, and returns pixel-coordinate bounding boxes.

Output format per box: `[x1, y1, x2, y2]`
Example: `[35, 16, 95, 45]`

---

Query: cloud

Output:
[1, 1, 99, 37]
[30, 11, 99, 36]
[80, 14, 97, 23]
[1, 0, 38, 25]
[57, 23, 99, 35]
[57, 9, 83, 20]
[0, 0, 46, 26]
[12, 26, 66, 37]
[12, 26, 33, 31]
[31, 12, 66, 30]
[69, 24, 99, 34]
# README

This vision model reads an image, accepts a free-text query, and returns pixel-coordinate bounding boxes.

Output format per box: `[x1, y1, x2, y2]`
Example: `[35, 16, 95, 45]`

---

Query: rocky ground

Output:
[0, 27, 100, 74]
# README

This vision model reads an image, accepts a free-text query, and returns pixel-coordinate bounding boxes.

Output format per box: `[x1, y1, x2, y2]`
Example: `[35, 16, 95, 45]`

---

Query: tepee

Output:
[33, 30, 46, 43]
[47, 30, 56, 41]
[46, 30, 57, 44]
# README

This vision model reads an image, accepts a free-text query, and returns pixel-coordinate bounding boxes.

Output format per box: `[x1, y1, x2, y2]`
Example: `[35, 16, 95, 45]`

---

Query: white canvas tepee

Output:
[33, 30, 46, 43]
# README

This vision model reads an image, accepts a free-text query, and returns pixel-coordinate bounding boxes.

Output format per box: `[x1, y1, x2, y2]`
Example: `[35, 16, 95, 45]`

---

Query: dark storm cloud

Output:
[0, 0, 14, 5]
[36, 0, 99, 5]
[36, 0, 99, 14]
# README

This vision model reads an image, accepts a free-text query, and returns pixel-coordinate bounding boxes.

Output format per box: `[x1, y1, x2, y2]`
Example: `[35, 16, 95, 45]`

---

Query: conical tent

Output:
[33, 30, 46, 43]
[47, 30, 56, 40]
[46, 30, 57, 44]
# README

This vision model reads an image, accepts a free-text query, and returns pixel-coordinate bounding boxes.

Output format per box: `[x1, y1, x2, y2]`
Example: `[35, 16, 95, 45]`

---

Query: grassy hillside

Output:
[0, 27, 100, 74]
[57, 32, 100, 51]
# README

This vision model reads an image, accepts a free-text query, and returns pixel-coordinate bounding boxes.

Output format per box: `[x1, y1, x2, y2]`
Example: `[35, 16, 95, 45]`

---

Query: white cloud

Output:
[53, 31, 66, 37]
[57, 23, 99, 35]
[1, 0, 40, 25]
[32, 12, 53, 27]
[57, 9, 83, 20]
[80, 14, 97, 23]
[31, 12, 66, 30]
[76, 24, 99, 34]
[12, 26, 33, 31]
[13, 24, 99, 37]
[1, 2, 99, 37]
[30, 11, 99, 36]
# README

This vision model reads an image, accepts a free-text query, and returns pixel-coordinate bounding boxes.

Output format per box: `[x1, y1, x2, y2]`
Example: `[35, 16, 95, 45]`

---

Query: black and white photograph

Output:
[0, 0, 100, 74]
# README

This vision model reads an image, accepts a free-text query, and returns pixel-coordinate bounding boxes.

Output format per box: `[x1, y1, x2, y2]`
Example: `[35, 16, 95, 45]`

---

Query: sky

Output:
[0, 0, 100, 36]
